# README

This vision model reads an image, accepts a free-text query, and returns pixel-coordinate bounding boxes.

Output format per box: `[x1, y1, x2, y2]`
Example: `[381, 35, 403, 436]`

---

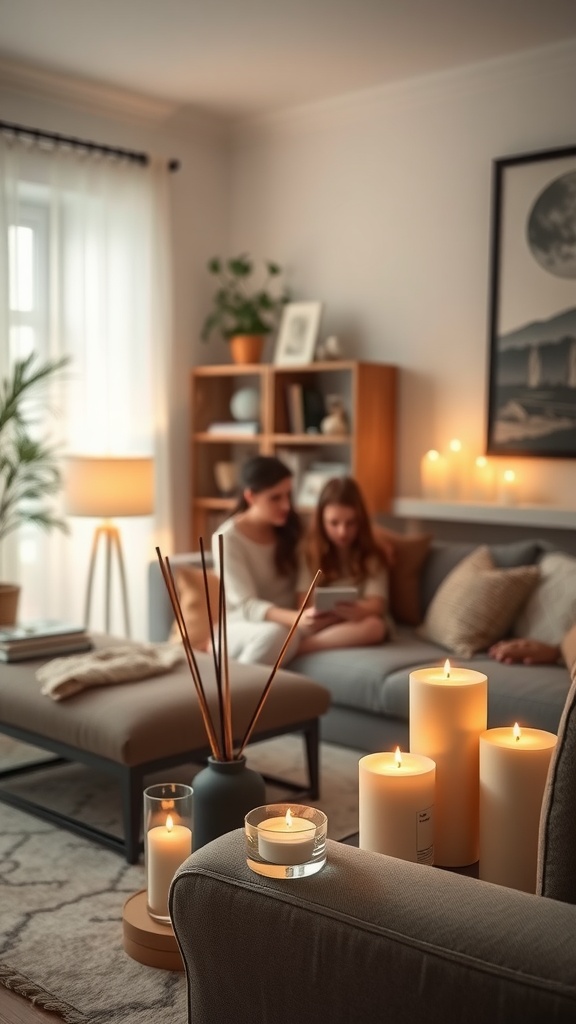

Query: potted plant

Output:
[0, 352, 70, 625]
[201, 254, 289, 364]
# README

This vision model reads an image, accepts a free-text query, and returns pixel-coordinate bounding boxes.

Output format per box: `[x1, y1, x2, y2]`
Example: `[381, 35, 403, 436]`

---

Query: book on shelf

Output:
[286, 383, 305, 434]
[206, 421, 259, 436]
[0, 620, 93, 662]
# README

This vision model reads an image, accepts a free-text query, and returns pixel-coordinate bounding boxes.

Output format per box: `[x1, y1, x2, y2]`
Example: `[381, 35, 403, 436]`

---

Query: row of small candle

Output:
[421, 442, 518, 504]
[359, 662, 557, 892]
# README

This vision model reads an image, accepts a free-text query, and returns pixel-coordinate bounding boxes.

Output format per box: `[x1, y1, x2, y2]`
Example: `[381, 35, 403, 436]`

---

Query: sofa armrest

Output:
[170, 830, 576, 1024]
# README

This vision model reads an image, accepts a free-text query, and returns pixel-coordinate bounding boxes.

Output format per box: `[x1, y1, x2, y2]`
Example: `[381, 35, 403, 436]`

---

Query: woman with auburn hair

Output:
[296, 475, 390, 654]
[211, 455, 304, 665]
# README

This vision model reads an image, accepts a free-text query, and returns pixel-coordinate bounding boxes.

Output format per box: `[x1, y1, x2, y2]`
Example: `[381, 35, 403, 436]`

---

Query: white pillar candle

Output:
[471, 456, 496, 502]
[444, 438, 466, 500]
[257, 808, 316, 865]
[420, 449, 448, 500]
[359, 749, 436, 863]
[498, 469, 517, 505]
[410, 662, 487, 867]
[147, 816, 192, 919]
[479, 724, 557, 892]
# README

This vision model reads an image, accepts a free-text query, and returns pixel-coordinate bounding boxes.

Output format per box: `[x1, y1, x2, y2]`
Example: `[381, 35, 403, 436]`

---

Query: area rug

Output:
[0, 734, 362, 1023]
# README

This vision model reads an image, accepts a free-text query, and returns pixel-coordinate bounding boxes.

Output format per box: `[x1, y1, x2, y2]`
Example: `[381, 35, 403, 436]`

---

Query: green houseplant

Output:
[0, 352, 70, 624]
[201, 254, 289, 363]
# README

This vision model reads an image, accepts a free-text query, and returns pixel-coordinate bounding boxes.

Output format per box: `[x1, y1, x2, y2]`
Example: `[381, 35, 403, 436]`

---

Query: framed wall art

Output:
[486, 145, 576, 457]
[273, 301, 323, 366]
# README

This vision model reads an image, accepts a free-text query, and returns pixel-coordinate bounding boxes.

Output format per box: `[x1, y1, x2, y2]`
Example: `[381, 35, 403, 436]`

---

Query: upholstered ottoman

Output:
[0, 637, 331, 862]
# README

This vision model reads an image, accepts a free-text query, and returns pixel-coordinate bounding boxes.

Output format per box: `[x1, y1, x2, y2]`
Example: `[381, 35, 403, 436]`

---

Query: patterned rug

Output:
[0, 734, 362, 1023]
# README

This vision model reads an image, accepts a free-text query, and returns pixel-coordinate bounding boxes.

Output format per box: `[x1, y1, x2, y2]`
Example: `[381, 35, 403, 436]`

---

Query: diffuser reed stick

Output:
[237, 568, 322, 757]
[157, 542, 320, 764]
[156, 547, 221, 759]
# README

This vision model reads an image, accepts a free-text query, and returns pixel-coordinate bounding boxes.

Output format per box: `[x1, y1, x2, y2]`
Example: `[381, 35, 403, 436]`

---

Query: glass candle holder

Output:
[245, 803, 327, 879]
[143, 783, 193, 924]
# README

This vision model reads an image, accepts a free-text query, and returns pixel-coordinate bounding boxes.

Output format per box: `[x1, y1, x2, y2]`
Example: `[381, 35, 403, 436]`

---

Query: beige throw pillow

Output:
[169, 566, 220, 649]
[419, 545, 540, 657]
[513, 552, 576, 646]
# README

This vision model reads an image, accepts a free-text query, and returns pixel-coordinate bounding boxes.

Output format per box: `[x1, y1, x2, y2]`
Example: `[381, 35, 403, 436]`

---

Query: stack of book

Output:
[0, 621, 93, 662]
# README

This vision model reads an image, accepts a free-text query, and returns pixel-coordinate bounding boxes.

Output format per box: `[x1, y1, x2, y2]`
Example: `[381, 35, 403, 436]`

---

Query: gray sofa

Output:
[170, 674, 576, 1024]
[148, 538, 573, 754]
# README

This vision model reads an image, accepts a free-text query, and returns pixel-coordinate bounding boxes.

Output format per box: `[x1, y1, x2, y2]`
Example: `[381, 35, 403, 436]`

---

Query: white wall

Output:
[227, 40, 576, 509]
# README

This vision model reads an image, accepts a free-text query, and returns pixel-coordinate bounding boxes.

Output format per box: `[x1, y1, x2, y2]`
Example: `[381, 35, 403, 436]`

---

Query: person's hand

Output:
[488, 638, 560, 665]
[332, 600, 364, 622]
[298, 607, 337, 634]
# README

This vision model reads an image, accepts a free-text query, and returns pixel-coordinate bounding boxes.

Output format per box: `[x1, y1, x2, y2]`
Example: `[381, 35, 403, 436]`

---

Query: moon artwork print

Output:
[487, 147, 576, 458]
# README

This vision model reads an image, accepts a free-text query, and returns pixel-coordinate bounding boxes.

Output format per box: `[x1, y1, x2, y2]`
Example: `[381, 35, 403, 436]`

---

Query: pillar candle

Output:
[444, 438, 466, 500]
[420, 449, 448, 500]
[498, 469, 517, 505]
[409, 662, 487, 867]
[471, 456, 496, 502]
[359, 749, 436, 863]
[147, 816, 192, 919]
[479, 724, 557, 892]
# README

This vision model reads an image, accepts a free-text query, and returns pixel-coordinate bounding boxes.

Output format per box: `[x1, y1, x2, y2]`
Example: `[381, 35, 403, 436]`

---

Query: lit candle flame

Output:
[285, 808, 293, 827]
[475, 456, 487, 469]
[504, 469, 516, 483]
[444, 659, 451, 679]
[513, 722, 521, 742]
[449, 438, 462, 453]
[395, 746, 402, 768]
[427, 449, 440, 462]
[166, 814, 174, 832]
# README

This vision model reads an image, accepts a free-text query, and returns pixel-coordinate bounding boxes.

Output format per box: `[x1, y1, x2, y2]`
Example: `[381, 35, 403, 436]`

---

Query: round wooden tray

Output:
[122, 889, 183, 971]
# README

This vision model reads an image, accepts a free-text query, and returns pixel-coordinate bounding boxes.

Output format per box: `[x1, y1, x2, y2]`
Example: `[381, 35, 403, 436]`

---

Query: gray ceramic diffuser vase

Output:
[192, 755, 266, 851]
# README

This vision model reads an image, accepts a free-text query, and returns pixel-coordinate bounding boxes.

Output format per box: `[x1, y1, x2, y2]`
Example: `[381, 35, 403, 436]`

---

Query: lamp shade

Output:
[65, 455, 154, 518]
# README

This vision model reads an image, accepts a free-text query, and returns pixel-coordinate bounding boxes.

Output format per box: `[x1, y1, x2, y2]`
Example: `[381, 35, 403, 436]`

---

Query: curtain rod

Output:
[0, 119, 180, 172]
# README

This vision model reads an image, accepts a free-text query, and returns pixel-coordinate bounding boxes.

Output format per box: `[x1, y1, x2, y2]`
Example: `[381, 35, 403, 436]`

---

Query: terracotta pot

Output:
[0, 583, 20, 626]
[229, 334, 266, 365]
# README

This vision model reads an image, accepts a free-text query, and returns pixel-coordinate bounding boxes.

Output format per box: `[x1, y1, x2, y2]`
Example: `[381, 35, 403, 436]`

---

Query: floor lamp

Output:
[65, 455, 154, 638]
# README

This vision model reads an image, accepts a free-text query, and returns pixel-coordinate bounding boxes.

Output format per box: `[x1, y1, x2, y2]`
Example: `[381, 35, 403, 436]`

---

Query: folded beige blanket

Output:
[37, 642, 185, 701]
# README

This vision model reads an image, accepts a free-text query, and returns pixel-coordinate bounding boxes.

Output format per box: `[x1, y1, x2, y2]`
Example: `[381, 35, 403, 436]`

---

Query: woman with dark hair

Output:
[211, 455, 304, 665]
[296, 476, 389, 653]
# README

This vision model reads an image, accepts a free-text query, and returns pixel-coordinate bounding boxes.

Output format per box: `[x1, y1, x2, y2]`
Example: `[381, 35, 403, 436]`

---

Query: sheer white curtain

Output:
[0, 133, 174, 639]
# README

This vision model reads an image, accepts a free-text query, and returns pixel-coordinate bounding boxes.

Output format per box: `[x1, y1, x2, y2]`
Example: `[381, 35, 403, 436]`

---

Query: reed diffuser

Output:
[155, 539, 320, 848]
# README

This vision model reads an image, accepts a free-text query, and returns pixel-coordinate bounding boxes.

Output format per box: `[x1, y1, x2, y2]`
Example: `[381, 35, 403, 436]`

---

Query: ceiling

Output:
[2, 0, 576, 120]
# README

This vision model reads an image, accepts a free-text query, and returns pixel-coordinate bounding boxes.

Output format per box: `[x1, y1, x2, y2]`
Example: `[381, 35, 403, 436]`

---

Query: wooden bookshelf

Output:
[190, 360, 397, 546]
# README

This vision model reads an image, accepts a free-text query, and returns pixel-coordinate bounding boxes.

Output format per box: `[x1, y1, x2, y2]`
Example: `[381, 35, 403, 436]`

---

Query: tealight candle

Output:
[410, 661, 487, 867]
[499, 469, 517, 505]
[359, 748, 436, 863]
[479, 724, 557, 892]
[257, 807, 316, 865]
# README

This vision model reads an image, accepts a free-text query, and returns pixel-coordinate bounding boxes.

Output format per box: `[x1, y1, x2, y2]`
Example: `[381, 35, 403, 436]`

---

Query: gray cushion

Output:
[537, 677, 576, 904]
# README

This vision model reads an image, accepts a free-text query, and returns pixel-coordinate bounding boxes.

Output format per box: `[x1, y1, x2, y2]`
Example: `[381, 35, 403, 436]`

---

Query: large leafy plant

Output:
[0, 352, 70, 546]
[201, 254, 289, 341]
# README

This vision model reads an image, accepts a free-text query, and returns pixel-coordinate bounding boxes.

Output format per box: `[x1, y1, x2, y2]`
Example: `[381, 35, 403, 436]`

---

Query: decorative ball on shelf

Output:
[230, 387, 259, 422]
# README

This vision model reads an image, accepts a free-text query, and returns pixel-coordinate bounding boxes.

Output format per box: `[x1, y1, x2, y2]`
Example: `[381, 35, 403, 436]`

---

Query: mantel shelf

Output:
[392, 498, 576, 531]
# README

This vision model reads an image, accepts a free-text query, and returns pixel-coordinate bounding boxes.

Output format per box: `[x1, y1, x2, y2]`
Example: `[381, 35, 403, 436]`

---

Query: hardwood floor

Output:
[0, 985, 65, 1024]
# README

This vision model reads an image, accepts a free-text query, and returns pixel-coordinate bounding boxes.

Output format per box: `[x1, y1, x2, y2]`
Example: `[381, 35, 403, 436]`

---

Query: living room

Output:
[2, 2, 576, 1022]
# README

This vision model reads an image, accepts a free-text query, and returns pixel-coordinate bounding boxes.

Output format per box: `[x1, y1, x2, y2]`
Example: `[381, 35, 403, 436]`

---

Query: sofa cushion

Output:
[513, 552, 576, 646]
[420, 539, 543, 614]
[169, 566, 220, 648]
[419, 546, 540, 657]
[373, 526, 433, 625]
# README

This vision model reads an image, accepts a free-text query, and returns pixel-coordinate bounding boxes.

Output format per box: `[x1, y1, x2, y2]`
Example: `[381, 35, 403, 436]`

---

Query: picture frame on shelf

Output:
[273, 301, 323, 366]
[486, 145, 576, 458]
[296, 464, 347, 509]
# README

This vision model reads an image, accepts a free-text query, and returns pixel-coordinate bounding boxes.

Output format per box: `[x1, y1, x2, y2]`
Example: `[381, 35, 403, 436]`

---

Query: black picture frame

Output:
[486, 145, 576, 457]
